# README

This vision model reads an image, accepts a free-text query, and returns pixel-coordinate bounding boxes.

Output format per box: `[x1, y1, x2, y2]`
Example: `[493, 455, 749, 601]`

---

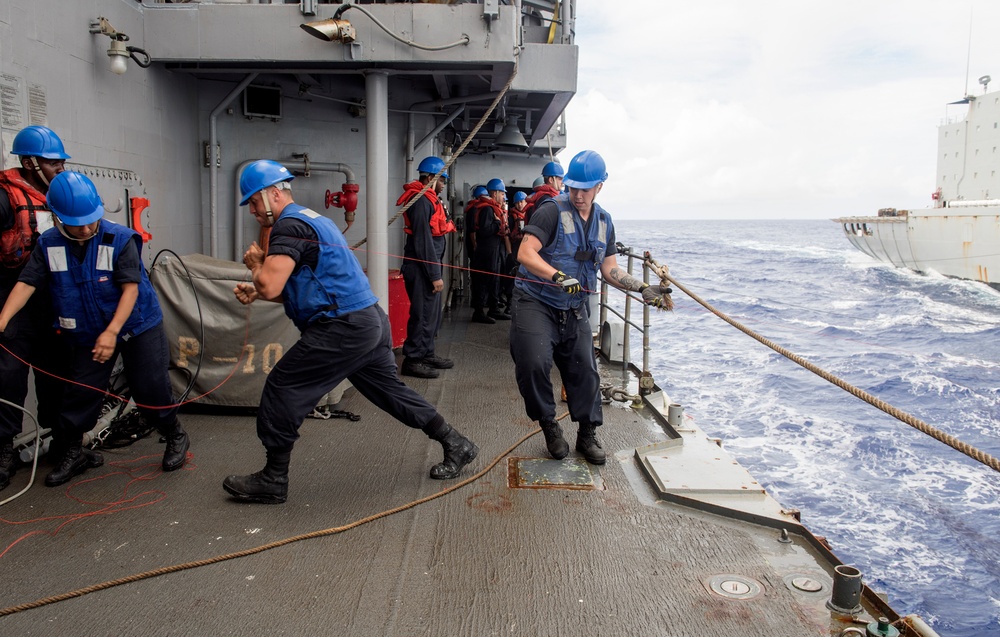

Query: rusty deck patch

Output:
[507, 457, 597, 490]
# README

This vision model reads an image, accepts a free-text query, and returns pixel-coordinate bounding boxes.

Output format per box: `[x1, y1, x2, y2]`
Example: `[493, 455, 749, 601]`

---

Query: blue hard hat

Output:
[47, 171, 104, 226]
[562, 150, 608, 189]
[541, 161, 564, 178]
[486, 178, 506, 192]
[239, 160, 295, 205]
[417, 156, 448, 180]
[12, 125, 70, 160]
[513, 191, 527, 203]
[472, 185, 488, 198]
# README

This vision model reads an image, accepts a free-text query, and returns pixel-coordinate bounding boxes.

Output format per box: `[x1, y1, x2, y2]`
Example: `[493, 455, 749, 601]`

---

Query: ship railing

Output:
[944, 198, 1000, 208]
[597, 243, 655, 391]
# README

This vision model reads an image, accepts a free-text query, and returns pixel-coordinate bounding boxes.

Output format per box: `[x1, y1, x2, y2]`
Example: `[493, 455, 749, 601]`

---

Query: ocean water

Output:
[612, 218, 1000, 637]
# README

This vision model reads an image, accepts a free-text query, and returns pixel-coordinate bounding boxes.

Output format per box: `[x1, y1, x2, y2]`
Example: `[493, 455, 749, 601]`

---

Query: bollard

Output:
[827, 564, 864, 615]
[667, 403, 684, 428]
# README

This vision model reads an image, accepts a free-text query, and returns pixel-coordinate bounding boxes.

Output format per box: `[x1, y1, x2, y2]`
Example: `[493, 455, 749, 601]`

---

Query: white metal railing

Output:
[597, 243, 655, 390]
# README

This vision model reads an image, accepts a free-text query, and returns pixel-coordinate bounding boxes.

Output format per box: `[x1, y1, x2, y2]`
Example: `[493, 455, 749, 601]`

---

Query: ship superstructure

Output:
[1, 0, 576, 303]
[834, 76, 1000, 288]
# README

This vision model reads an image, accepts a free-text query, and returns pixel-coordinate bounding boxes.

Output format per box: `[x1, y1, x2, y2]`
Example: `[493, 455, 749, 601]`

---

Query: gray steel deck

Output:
[1, 306, 850, 636]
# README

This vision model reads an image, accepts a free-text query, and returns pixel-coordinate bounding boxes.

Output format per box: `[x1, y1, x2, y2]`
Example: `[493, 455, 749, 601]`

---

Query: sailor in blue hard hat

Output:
[224, 159, 477, 504]
[10, 125, 70, 188]
[501, 190, 531, 310]
[463, 185, 489, 275]
[469, 177, 510, 323]
[0, 125, 72, 491]
[523, 161, 564, 226]
[509, 150, 670, 466]
[0, 170, 191, 486]
[239, 159, 296, 227]
[396, 156, 455, 379]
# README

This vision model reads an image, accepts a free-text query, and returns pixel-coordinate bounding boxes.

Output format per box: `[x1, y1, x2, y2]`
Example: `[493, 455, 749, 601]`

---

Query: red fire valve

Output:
[325, 182, 360, 214]
[129, 197, 153, 243]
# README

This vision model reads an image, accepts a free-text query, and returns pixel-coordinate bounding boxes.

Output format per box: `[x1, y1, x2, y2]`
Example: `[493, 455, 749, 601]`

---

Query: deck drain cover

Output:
[508, 457, 596, 490]
[783, 573, 829, 595]
[705, 574, 763, 600]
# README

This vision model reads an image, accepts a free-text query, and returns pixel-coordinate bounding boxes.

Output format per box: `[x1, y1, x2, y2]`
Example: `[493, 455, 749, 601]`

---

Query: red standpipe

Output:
[325, 182, 360, 222]
[129, 197, 153, 243]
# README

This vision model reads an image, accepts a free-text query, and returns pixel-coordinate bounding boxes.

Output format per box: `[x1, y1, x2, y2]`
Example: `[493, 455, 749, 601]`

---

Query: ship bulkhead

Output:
[0, 0, 577, 300]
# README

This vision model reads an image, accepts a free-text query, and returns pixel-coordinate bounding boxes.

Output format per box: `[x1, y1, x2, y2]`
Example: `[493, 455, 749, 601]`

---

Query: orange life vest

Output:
[397, 181, 455, 237]
[474, 198, 509, 237]
[508, 204, 526, 240]
[0, 168, 48, 267]
[523, 184, 561, 225]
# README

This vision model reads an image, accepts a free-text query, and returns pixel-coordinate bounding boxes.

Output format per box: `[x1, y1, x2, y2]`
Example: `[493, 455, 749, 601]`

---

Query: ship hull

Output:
[834, 208, 1000, 289]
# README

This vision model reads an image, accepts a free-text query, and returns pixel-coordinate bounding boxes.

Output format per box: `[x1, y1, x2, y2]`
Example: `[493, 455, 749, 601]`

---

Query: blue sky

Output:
[564, 0, 1000, 220]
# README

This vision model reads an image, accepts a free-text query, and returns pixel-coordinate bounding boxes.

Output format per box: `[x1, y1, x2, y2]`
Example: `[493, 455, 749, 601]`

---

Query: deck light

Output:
[496, 115, 528, 149]
[301, 19, 357, 44]
[107, 39, 129, 75]
[89, 17, 150, 76]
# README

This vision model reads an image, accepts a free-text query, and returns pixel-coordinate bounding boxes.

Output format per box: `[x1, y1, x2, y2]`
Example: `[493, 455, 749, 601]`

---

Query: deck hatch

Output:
[705, 574, 764, 601]
[507, 457, 597, 490]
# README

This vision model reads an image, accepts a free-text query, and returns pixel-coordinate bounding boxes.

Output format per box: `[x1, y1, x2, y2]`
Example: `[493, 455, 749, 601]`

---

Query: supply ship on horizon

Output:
[0, 2, 939, 635]
[835, 74, 1000, 290]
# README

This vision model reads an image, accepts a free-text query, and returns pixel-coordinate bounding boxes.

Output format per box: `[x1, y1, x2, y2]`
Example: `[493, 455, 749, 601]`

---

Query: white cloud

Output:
[564, 0, 1000, 219]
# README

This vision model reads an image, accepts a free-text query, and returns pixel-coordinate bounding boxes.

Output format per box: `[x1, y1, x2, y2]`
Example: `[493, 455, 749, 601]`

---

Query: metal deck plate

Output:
[638, 439, 765, 494]
[508, 457, 597, 490]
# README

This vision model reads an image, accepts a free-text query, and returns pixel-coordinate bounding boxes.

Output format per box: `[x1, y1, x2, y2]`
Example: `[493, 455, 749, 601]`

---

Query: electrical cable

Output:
[0, 399, 41, 507]
[150, 249, 204, 403]
[337, 4, 470, 51]
[126, 46, 151, 68]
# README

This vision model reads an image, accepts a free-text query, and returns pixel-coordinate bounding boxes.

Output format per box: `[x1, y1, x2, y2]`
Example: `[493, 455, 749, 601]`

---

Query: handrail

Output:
[597, 243, 655, 386]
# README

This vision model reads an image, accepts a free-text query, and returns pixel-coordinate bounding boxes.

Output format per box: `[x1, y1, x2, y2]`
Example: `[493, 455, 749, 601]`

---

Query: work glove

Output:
[552, 270, 581, 294]
[641, 283, 673, 310]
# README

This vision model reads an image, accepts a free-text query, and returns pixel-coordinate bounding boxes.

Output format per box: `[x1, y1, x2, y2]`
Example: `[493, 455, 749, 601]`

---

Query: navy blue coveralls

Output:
[0, 183, 64, 441]
[400, 190, 445, 361]
[20, 220, 179, 442]
[470, 200, 505, 312]
[256, 205, 449, 451]
[509, 194, 616, 428]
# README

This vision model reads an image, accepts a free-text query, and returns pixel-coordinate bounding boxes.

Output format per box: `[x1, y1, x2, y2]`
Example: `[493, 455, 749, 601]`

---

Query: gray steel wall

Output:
[0, 0, 204, 263]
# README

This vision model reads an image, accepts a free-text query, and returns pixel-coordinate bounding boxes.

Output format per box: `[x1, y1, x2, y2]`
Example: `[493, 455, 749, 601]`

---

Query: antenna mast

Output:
[964, 8, 973, 96]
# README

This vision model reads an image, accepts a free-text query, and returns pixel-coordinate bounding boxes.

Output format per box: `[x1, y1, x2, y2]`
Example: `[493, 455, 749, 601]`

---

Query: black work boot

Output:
[0, 438, 16, 491]
[471, 309, 496, 324]
[428, 425, 479, 480]
[421, 355, 454, 370]
[223, 449, 290, 504]
[82, 448, 105, 468]
[575, 423, 606, 465]
[46, 440, 94, 487]
[161, 423, 190, 472]
[401, 358, 440, 379]
[487, 308, 511, 321]
[539, 421, 569, 460]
